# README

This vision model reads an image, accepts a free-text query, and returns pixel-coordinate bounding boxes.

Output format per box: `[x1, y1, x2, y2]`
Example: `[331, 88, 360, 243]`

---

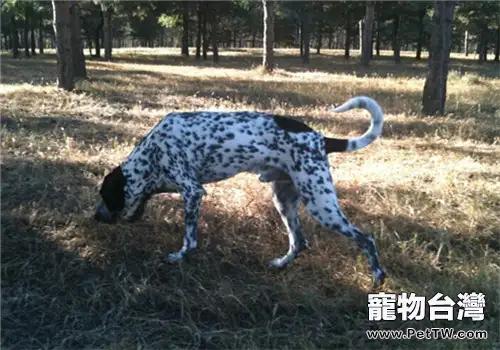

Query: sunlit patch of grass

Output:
[1, 48, 499, 349]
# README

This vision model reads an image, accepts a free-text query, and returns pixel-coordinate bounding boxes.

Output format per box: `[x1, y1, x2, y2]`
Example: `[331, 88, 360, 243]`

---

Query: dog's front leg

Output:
[167, 187, 205, 262]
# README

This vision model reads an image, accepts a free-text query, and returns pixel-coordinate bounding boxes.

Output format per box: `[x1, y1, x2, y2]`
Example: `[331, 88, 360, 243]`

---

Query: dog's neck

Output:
[119, 156, 156, 218]
[120, 152, 179, 218]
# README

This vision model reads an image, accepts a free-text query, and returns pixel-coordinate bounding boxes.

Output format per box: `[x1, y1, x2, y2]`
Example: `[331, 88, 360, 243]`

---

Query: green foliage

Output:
[158, 13, 180, 29]
[1, 0, 498, 57]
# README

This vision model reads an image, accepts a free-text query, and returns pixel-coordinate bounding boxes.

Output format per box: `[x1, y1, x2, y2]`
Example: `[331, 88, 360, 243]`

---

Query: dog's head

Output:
[94, 166, 147, 224]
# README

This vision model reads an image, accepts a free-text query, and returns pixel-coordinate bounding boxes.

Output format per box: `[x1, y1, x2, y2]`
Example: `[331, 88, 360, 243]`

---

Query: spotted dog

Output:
[94, 96, 386, 287]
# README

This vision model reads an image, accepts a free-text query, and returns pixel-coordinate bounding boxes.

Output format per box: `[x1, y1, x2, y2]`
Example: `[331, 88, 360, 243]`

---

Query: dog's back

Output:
[136, 111, 323, 184]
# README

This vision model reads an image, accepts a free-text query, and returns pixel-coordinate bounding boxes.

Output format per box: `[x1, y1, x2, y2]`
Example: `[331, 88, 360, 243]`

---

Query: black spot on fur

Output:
[324, 137, 348, 153]
[209, 144, 223, 151]
[273, 116, 314, 133]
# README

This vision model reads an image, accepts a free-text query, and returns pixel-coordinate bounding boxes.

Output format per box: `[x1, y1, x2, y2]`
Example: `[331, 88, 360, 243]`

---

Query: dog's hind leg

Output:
[291, 167, 386, 288]
[268, 174, 309, 268]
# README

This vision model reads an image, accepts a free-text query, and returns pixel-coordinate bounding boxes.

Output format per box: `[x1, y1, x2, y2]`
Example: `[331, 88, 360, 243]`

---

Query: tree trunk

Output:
[262, 0, 274, 72]
[251, 31, 257, 48]
[456, 36, 462, 55]
[202, 2, 208, 60]
[299, 20, 304, 57]
[19, 29, 24, 50]
[295, 22, 299, 49]
[38, 17, 44, 54]
[52, 0, 74, 91]
[375, 18, 381, 56]
[422, 1, 456, 116]
[464, 30, 469, 56]
[302, 9, 310, 64]
[392, 12, 401, 63]
[30, 21, 36, 55]
[416, 6, 426, 60]
[182, 1, 189, 57]
[495, 17, 500, 62]
[3, 31, 10, 50]
[196, 1, 202, 59]
[87, 39, 93, 56]
[359, 19, 363, 52]
[11, 15, 20, 58]
[69, 2, 87, 79]
[159, 28, 164, 47]
[316, 31, 322, 54]
[344, 10, 351, 59]
[328, 28, 333, 49]
[211, 4, 219, 63]
[362, 1, 375, 67]
[102, 4, 112, 60]
[24, 7, 30, 57]
[478, 27, 488, 63]
[94, 9, 103, 57]
[95, 32, 101, 57]
[464, 30, 469, 57]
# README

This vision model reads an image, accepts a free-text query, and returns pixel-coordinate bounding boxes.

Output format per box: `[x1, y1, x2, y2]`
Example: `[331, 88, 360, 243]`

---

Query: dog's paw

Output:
[372, 269, 386, 289]
[269, 256, 291, 269]
[166, 251, 184, 263]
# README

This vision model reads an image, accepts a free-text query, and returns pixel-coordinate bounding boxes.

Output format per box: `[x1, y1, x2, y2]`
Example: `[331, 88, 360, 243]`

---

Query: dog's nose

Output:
[94, 202, 116, 224]
[94, 211, 104, 221]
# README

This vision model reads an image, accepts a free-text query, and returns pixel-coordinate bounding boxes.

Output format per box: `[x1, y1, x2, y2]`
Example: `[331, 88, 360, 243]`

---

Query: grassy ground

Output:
[1, 48, 499, 349]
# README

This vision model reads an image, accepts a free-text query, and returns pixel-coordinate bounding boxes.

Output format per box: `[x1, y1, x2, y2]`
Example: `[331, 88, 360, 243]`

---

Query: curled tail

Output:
[324, 96, 384, 154]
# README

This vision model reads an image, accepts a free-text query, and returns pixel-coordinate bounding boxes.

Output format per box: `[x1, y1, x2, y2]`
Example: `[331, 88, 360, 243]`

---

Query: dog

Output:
[94, 96, 386, 288]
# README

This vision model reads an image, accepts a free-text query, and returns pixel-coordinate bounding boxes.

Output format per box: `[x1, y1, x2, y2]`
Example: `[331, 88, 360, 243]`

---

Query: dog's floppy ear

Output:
[99, 166, 126, 212]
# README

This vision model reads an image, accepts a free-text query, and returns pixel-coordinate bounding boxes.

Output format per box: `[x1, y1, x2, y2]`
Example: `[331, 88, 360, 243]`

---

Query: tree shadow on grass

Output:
[307, 113, 499, 144]
[414, 142, 500, 165]
[1, 155, 497, 348]
[2, 51, 498, 89]
[2, 54, 498, 146]
[331, 184, 499, 340]
[1, 155, 104, 213]
[336, 182, 500, 284]
[0, 155, 367, 349]
[3, 62, 498, 145]
[84, 66, 407, 111]
[1, 114, 139, 152]
[81, 67, 498, 142]
[0, 55, 58, 85]
[111, 51, 500, 79]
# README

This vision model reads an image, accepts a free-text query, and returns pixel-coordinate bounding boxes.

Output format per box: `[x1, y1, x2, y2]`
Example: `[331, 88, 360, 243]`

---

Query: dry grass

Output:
[1, 48, 499, 349]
